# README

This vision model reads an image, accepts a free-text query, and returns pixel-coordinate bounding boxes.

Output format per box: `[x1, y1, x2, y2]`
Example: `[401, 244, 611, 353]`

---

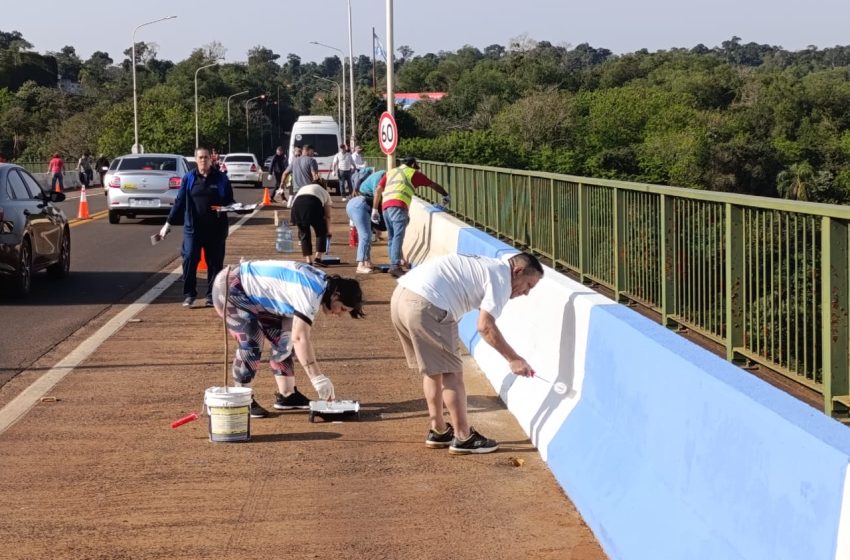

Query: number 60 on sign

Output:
[378, 111, 398, 156]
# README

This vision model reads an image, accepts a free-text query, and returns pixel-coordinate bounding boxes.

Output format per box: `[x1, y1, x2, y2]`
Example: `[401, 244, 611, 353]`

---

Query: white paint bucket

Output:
[204, 386, 252, 442]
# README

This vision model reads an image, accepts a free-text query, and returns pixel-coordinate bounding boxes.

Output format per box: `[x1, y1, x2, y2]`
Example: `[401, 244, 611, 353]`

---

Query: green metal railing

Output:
[366, 157, 850, 416]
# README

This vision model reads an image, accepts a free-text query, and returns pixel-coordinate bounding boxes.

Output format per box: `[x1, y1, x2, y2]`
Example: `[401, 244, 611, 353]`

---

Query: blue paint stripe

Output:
[457, 228, 518, 258]
[545, 303, 850, 560]
[458, 310, 481, 353]
[245, 262, 325, 294]
[250, 296, 295, 317]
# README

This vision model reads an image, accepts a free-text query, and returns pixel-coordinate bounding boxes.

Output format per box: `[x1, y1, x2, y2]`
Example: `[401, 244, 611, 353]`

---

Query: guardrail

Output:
[365, 157, 850, 417]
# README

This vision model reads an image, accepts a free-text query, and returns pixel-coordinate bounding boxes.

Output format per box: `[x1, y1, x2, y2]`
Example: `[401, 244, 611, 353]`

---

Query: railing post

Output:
[578, 182, 588, 283]
[527, 175, 533, 248]
[725, 203, 745, 361]
[821, 217, 849, 416]
[551, 178, 557, 267]
[614, 187, 625, 302]
[660, 194, 675, 326]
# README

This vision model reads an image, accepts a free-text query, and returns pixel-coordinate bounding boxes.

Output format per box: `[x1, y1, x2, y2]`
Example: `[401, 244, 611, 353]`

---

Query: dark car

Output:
[264, 155, 274, 171]
[0, 163, 70, 295]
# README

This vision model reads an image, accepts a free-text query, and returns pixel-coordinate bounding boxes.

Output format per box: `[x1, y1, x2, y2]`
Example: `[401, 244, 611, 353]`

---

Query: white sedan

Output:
[104, 154, 189, 224]
[221, 153, 262, 188]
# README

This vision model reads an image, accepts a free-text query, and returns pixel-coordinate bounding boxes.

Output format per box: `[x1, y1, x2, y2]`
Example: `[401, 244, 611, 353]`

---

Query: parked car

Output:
[104, 153, 190, 224]
[263, 155, 274, 171]
[221, 153, 262, 188]
[0, 163, 70, 295]
[185, 156, 198, 172]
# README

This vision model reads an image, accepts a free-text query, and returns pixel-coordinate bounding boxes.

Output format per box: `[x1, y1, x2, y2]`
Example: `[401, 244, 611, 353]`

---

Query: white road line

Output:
[0, 209, 261, 435]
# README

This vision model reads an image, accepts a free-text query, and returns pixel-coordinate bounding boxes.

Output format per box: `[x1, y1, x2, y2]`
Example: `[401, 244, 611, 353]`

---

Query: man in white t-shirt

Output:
[390, 252, 544, 454]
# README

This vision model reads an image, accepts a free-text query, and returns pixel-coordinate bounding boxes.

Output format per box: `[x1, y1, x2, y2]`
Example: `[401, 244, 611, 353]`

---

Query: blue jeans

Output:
[383, 206, 409, 267]
[338, 169, 353, 196]
[346, 196, 373, 263]
[51, 173, 64, 192]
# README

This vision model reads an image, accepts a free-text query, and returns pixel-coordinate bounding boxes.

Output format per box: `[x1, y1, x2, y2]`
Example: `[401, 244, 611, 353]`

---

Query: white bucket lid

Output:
[205, 386, 253, 407]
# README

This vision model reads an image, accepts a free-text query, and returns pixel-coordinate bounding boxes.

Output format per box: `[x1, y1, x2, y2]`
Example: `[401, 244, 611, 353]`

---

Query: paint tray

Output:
[318, 238, 341, 264]
[308, 399, 360, 423]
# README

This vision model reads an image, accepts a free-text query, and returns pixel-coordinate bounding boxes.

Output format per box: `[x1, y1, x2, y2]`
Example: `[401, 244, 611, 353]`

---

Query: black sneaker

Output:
[448, 427, 499, 455]
[273, 388, 311, 410]
[182, 296, 195, 307]
[204, 296, 214, 307]
[425, 423, 454, 449]
[249, 398, 269, 418]
[388, 266, 406, 278]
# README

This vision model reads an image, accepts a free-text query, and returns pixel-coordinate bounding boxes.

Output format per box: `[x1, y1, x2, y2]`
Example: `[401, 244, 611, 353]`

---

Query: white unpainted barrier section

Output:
[32, 171, 82, 190]
[402, 198, 470, 263]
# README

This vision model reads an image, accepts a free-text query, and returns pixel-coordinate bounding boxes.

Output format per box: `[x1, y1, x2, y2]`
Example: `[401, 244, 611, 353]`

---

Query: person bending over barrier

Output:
[390, 252, 543, 454]
[213, 260, 365, 418]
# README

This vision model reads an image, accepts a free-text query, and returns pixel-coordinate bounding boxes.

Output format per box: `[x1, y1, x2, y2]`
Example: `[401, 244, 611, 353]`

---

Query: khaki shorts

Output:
[390, 285, 463, 376]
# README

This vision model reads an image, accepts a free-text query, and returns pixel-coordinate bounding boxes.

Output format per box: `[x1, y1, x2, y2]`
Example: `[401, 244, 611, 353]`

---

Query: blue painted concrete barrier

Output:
[406, 197, 850, 560]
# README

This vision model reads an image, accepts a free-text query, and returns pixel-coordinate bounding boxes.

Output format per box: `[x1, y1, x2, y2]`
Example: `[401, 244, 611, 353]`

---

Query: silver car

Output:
[104, 154, 189, 224]
[221, 153, 262, 188]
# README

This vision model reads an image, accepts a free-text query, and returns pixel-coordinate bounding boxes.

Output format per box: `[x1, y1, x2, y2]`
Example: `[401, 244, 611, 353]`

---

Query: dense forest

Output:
[2, 30, 850, 203]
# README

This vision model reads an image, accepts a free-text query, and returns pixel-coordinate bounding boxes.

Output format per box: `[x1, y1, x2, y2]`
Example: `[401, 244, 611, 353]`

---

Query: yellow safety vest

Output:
[382, 165, 417, 207]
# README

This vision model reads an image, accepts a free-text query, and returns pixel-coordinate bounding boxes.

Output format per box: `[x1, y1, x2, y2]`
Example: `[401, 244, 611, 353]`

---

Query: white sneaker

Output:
[341, 196, 348, 202]
[356, 265, 373, 274]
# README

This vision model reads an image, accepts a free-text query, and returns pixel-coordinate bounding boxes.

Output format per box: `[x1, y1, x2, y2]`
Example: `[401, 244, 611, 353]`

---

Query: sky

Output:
[5, 0, 850, 64]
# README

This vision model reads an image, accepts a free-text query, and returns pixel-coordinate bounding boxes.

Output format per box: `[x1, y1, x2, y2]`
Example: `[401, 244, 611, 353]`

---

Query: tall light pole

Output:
[227, 90, 249, 154]
[131, 15, 177, 154]
[313, 75, 342, 130]
[194, 62, 218, 149]
[347, 0, 356, 146]
[385, 0, 394, 170]
[245, 94, 266, 153]
[310, 41, 347, 143]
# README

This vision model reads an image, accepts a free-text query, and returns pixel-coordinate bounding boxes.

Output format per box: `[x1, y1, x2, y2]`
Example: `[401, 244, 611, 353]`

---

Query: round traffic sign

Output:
[378, 111, 398, 155]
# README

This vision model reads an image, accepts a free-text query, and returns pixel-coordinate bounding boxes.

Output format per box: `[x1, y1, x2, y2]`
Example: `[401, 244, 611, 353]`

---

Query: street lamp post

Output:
[385, 0, 394, 170]
[245, 94, 266, 153]
[347, 0, 356, 146]
[310, 41, 347, 142]
[131, 15, 177, 153]
[227, 90, 249, 154]
[313, 75, 342, 131]
[194, 62, 219, 149]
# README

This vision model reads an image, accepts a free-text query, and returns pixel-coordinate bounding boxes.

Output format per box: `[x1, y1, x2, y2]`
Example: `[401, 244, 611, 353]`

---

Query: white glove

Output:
[371, 208, 381, 224]
[267, 174, 273, 181]
[159, 223, 171, 239]
[311, 374, 335, 401]
[441, 195, 451, 206]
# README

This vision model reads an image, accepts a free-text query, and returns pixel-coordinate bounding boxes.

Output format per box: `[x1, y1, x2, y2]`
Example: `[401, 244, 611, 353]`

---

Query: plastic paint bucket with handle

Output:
[204, 386, 252, 442]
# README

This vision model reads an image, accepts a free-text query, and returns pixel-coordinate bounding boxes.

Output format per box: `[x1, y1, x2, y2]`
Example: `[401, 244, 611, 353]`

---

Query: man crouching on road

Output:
[390, 252, 544, 454]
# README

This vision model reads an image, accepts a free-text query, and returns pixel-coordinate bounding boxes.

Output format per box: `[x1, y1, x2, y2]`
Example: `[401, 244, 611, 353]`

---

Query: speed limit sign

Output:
[378, 111, 398, 155]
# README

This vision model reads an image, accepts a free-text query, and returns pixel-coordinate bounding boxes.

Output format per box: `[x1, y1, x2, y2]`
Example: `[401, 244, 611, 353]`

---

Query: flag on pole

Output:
[373, 30, 387, 62]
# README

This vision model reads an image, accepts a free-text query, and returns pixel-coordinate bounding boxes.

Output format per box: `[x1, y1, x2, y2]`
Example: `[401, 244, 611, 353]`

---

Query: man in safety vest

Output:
[371, 156, 449, 278]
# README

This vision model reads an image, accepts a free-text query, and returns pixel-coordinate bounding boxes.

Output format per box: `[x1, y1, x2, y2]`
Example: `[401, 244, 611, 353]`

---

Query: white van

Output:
[288, 115, 342, 189]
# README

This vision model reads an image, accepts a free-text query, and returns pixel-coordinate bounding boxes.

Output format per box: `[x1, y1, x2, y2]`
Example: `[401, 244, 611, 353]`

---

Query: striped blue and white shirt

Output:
[238, 260, 327, 325]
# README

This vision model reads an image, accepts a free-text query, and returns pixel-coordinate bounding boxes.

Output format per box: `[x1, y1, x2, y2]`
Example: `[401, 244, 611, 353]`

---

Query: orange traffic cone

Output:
[77, 185, 90, 219]
[262, 187, 272, 207]
[198, 248, 208, 272]
[54, 176, 61, 193]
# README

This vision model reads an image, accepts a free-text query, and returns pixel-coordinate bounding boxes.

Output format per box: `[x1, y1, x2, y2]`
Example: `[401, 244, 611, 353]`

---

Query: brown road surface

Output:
[0, 201, 606, 560]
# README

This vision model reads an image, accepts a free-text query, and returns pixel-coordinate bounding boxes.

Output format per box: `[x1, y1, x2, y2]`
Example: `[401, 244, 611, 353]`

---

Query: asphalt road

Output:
[0, 183, 269, 388]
